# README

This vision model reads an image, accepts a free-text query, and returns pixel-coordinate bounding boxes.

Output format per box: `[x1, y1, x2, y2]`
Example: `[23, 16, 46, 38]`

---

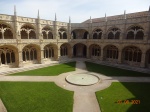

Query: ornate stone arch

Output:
[92, 28, 103, 39]
[71, 29, 89, 39]
[58, 28, 67, 39]
[22, 44, 41, 64]
[122, 46, 142, 67]
[42, 25, 53, 39]
[126, 25, 144, 40]
[107, 27, 121, 39]
[0, 22, 14, 39]
[89, 44, 101, 59]
[20, 23, 36, 39]
[43, 43, 58, 60]
[73, 43, 87, 57]
[60, 43, 71, 57]
[0, 45, 18, 67]
[103, 45, 119, 62]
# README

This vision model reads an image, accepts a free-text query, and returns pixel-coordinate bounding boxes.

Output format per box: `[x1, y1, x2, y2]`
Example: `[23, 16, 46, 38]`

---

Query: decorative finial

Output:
[105, 13, 107, 22]
[124, 10, 126, 19]
[69, 16, 71, 23]
[37, 9, 40, 19]
[14, 5, 17, 16]
[90, 16, 92, 23]
[55, 13, 57, 21]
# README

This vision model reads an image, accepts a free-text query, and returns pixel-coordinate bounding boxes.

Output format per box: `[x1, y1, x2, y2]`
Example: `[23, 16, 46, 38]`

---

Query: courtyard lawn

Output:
[0, 82, 73, 112]
[96, 82, 150, 112]
[10, 62, 75, 76]
[85, 62, 150, 77]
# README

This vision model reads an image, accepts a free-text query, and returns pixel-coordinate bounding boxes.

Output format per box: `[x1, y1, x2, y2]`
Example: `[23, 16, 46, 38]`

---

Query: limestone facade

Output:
[0, 9, 150, 69]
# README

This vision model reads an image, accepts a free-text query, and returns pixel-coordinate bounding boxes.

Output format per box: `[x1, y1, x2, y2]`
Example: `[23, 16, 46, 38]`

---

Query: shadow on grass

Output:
[96, 82, 150, 112]
[85, 61, 150, 77]
[86, 62, 150, 111]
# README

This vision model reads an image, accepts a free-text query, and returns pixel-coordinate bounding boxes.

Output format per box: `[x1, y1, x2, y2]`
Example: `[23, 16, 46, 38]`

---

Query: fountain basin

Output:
[66, 73, 100, 86]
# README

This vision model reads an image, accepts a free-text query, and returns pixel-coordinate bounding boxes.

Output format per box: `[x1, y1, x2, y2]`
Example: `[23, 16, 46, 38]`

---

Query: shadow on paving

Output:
[116, 82, 150, 112]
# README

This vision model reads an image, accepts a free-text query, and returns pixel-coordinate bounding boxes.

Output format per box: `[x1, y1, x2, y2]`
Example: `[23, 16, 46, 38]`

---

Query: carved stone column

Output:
[18, 51, 23, 67]
[118, 51, 122, 64]
[40, 49, 44, 64]
[140, 53, 146, 68]
[100, 47, 104, 61]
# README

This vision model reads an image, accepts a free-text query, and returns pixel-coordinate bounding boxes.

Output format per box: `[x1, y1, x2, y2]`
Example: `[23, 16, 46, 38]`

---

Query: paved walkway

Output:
[0, 60, 150, 112]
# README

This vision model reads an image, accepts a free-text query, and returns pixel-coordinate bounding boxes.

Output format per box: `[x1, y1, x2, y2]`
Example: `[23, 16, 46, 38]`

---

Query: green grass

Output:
[0, 82, 73, 112]
[85, 61, 150, 77]
[10, 62, 76, 76]
[96, 82, 150, 112]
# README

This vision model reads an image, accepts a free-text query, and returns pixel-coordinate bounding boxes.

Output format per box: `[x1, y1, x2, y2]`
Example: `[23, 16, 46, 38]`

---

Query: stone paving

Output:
[0, 60, 150, 112]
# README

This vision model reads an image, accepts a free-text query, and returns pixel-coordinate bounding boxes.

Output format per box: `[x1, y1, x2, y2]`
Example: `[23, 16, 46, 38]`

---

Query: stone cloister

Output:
[0, 8, 150, 69]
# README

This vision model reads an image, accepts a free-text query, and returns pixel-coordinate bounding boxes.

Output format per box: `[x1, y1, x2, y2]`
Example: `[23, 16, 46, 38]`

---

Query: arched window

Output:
[44, 45, 55, 59]
[0, 47, 15, 65]
[60, 45, 68, 56]
[4, 29, 13, 39]
[29, 31, 36, 39]
[83, 31, 88, 39]
[124, 46, 142, 62]
[90, 45, 101, 56]
[42, 26, 53, 39]
[21, 30, 28, 39]
[107, 28, 120, 39]
[108, 32, 114, 39]
[71, 31, 76, 39]
[106, 45, 118, 59]
[92, 29, 102, 39]
[22, 46, 37, 61]
[48, 32, 53, 39]
[126, 26, 144, 40]
[42, 31, 47, 39]
[63, 33, 67, 39]
[21, 25, 36, 39]
[59, 28, 67, 39]
[0, 23, 13, 39]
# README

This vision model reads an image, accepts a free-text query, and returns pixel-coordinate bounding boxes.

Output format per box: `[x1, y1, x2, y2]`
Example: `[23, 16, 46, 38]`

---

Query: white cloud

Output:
[0, 0, 150, 23]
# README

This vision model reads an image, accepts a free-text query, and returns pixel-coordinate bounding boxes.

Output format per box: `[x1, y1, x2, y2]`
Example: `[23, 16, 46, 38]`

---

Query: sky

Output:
[0, 0, 149, 23]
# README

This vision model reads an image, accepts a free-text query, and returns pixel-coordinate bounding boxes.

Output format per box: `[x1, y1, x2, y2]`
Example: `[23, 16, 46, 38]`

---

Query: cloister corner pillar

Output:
[18, 51, 23, 67]
[118, 51, 122, 64]
[140, 53, 146, 68]
[40, 49, 45, 64]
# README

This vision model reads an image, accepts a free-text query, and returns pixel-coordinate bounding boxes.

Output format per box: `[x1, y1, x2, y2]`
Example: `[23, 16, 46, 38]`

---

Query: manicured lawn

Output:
[85, 62, 150, 77]
[96, 82, 150, 112]
[0, 82, 73, 112]
[10, 62, 76, 76]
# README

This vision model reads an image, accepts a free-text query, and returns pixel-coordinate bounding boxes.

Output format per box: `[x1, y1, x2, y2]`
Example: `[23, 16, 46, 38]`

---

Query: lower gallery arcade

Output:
[0, 43, 150, 69]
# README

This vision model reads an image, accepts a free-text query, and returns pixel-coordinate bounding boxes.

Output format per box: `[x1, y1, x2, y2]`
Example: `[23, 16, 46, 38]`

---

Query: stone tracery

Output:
[126, 26, 144, 39]
[0, 23, 13, 39]
[21, 24, 36, 39]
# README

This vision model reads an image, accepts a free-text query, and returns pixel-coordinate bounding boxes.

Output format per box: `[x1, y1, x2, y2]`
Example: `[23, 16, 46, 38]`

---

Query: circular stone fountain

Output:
[66, 73, 100, 86]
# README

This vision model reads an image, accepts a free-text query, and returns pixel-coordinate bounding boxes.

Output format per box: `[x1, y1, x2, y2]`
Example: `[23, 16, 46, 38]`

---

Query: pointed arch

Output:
[126, 25, 144, 40]
[21, 24, 36, 39]
[107, 27, 121, 39]
[92, 28, 103, 39]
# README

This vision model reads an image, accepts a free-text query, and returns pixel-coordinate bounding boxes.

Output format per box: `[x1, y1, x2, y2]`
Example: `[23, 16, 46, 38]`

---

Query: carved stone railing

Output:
[42, 39, 57, 43]
[20, 39, 40, 43]
[0, 39, 17, 44]
[70, 39, 87, 42]
[58, 39, 69, 43]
